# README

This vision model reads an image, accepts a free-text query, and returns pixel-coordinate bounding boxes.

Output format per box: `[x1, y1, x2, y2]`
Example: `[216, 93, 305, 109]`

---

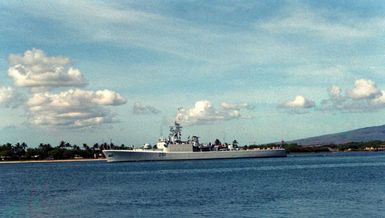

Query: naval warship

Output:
[103, 122, 286, 162]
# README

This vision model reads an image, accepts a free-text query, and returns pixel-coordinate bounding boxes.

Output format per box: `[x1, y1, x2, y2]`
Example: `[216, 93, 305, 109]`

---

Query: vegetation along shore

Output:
[1, 140, 385, 162]
[0, 141, 120, 162]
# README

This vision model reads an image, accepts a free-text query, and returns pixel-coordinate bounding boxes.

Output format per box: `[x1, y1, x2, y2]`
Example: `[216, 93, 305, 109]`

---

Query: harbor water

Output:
[1, 152, 385, 217]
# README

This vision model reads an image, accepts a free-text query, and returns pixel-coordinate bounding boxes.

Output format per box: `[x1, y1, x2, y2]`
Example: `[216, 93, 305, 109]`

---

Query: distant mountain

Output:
[290, 124, 385, 145]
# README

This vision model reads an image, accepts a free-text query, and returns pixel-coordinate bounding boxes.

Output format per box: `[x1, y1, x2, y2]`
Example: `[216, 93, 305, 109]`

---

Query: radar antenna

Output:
[169, 121, 182, 143]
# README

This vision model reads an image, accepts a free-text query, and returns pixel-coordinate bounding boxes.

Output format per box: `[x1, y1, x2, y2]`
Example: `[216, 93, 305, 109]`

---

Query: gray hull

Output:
[102, 149, 287, 162]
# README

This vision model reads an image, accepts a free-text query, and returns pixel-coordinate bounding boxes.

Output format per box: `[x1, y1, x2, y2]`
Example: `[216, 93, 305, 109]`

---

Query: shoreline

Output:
[0, 158, 106, 164]
[2, 151, 384, 164]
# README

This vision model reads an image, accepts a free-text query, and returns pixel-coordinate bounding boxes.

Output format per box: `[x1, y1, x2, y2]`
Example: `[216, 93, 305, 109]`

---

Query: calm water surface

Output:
[1, 152, 385, 217]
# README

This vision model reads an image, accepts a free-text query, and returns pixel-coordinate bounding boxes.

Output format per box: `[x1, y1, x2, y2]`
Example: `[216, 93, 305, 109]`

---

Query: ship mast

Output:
[169, 121, 182, 143]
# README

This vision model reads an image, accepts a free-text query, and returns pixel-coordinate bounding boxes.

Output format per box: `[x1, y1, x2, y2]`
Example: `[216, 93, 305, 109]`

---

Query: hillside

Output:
[290, 124, 385, 145]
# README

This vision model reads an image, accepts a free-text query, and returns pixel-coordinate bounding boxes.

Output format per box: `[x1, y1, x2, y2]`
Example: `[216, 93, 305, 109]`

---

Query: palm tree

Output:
[83, 143, 89, 151]
[232, 140, 239, 148]
[110, 142, 115, 149]
[215, 139, 222, 145]
[65, 142, 72, 149]
[59, 141, 66, 148]
[73, 144, 80, 151]
[38, 143, 52, 159]
[93, 143, 99, 150]
[14, 142, 26, 159]
[21, 142, 27, 150]
[0, 143, 14, 160]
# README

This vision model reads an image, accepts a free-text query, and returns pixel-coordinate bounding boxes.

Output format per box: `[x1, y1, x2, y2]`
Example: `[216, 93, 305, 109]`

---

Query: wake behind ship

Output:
[103, 122, 286, 162]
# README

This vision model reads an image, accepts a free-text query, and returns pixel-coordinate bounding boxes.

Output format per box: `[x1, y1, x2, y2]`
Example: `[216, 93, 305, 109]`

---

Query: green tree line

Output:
[0, 141, 128, 161]
[248, 140, 385, 153]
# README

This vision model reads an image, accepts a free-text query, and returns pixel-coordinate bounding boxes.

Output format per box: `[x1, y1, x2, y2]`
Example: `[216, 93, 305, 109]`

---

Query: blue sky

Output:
[0, 0, 384, 146]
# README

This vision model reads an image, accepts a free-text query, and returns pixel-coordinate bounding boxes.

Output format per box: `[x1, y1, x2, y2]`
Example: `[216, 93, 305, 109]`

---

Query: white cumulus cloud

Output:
[347, 79, 380, 99]
[8, 48, 87, 88]
[329, 85, 343, 99]
[321, 79, 385, 112]
[26, 89, 126, 128]
[175, 100, 243, 125]
[221, 102, 254, 110]
[279, 96, 315, 114]
[4, 48, 127, 128]
[284, 96, 315, 109]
